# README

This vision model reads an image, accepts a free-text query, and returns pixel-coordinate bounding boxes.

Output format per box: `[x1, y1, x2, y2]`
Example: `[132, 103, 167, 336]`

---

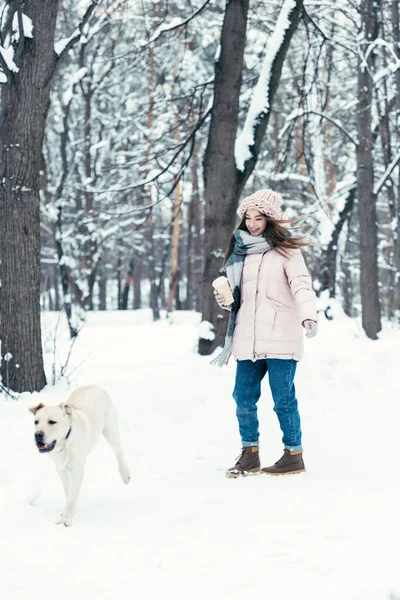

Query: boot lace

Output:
[234, 448, 246, 467]
[234, 447, 253, 468]
[274, 450, 290, 467]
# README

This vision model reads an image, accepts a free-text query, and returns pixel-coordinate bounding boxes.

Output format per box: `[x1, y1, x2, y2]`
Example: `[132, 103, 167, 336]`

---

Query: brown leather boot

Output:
[261, 449, 305, 476]
[226, 446, 260, 478]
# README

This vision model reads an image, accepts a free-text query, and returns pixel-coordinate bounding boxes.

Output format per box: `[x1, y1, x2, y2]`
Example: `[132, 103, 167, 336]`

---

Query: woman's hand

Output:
[213, 289, 231, 311]
[302, 319, 317, 338]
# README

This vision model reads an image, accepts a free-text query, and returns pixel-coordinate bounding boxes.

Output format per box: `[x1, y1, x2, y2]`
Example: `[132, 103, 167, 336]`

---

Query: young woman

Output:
[213, 189, 317, 478]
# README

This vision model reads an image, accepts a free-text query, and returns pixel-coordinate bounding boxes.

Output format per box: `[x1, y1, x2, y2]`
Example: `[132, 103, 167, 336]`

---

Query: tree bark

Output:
[356, 0, 382, 339]
[167, 179, 182, 314]
[199, 0, 250, 355]
[188, 122, 203, 312]
[315, 188, 355, 298]
[133, 259, 142, 309]
[391, 0, 400, 318]
[98, 265, 107, 311]
[121, 258, 133, 310]
[0, 1, 61, 391]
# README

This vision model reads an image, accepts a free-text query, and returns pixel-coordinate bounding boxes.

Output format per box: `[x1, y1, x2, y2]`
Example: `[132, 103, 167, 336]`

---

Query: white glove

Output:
[303, 319, 317, 338]
[213, 289, 231, 311]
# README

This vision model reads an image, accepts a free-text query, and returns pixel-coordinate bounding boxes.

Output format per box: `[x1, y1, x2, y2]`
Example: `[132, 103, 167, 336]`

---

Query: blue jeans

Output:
[232, 359, 302, 451]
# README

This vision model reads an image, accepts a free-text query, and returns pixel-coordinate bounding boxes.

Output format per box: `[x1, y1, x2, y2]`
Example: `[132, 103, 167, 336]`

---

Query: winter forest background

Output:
[0, 0, 399, 393]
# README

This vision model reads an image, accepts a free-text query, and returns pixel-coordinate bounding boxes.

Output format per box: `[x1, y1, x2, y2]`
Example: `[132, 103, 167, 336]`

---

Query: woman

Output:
[213, 189, 317, 478]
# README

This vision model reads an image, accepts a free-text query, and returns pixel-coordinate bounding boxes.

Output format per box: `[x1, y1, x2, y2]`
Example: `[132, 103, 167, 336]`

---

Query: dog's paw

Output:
[122, 471, 131, 484]
[119, 463, 131, 484]
[55, 514, 73, 527]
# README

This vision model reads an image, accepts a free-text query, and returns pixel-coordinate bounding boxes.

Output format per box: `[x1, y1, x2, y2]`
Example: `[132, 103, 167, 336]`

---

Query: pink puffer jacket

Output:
[230, 249, 317, 361]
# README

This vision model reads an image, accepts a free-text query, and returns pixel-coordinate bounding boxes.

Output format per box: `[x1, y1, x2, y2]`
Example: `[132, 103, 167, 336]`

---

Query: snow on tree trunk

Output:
[235, 0, 304, 194]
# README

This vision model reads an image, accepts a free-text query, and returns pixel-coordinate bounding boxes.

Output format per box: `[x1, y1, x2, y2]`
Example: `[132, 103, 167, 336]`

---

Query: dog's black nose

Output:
[35, 431, 44, 441]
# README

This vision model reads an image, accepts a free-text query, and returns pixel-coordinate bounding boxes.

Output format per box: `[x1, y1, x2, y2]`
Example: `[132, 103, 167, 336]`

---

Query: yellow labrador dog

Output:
[30, 385, 130, 526]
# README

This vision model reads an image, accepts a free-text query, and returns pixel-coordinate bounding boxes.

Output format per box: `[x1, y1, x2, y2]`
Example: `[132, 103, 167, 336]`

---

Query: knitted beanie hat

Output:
[237, 189, 283, 220]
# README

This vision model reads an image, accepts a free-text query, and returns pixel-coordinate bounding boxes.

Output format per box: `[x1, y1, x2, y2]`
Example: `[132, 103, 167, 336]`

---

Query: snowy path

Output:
[1, 310, 399, 600]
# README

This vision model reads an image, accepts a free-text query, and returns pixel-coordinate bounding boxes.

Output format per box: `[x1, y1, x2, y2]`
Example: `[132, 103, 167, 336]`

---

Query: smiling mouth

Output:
[36, 440, 57, 453]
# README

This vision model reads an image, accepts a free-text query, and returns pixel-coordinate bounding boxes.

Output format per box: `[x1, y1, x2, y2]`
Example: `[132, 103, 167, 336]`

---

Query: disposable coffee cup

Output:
[212, 276, 234, 306]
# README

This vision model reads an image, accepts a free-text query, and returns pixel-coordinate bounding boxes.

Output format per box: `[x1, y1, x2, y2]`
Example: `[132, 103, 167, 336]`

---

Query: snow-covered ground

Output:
[1, 308, 400, 600]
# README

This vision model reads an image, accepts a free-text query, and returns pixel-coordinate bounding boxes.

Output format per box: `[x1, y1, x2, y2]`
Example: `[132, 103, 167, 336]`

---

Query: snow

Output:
[235, 0, 296, 171]
[54, 29, 80, 57]
[373, 150, 400, 196]
[62, 67, 88, 104]
[1, 308, 400, 600]
[0, 45, 19, 73]
[198, 319, 215, 341]
[12, 12, 33, 38]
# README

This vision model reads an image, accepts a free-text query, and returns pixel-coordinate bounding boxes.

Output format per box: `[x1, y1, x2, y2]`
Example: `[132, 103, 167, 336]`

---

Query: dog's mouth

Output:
[36, 440, 57, 453]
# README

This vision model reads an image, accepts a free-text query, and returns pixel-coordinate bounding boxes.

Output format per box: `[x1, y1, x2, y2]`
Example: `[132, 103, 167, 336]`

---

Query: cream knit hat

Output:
[237, 189, 284, 220]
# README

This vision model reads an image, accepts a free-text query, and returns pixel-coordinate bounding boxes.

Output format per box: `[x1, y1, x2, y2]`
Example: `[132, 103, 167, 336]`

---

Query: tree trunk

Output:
[133, 258, 142, 309]
[356, 0, 381, 339]
[391, 0, 400, 319]
[121, 258, 133, 310]
[117, 253, 123, 310]
[199, 0, 303, 355]
[167, 179, 182, 313]
[144, 43, 160, 322]
[98, 266, 107, 311]
[191, 144, 204, 312]
[185, 195, 194, 310]
[199, 0, 250, 355]
[0, 1, 62, 392]
[315, 188, 355, 298]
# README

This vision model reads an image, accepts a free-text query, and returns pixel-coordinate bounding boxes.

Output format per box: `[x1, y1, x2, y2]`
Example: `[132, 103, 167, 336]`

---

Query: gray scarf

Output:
[211, 230, 271, 366]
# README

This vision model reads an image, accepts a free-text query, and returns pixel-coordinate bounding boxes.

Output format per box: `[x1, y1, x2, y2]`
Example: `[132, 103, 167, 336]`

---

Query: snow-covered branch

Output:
[280, 107, 358, 146]
[234, 0, 303, 184]
[142, 0, 211, 47]
[73, 103, 211, 197]
[373, 150, 400, 196]
[236, 0, 299, 170]
[55, 0, 100, 59]
[0, 6, 33, 78]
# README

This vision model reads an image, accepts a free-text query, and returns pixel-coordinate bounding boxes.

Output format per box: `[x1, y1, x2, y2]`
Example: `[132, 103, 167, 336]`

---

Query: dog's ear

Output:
[29, 403, 45, 415]
[60, 403, 73, 416]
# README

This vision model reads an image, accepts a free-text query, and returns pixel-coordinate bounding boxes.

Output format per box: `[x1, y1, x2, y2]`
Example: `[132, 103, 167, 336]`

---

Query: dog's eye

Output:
[34, 420, 38, 425]
[48, 420, 57, 425]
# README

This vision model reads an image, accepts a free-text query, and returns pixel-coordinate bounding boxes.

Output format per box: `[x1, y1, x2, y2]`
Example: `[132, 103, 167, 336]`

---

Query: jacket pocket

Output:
[274, 310, 301, 341]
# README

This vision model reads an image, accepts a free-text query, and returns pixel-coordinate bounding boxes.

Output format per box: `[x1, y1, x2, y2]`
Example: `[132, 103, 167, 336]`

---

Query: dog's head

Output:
[29, 403, 72, 453]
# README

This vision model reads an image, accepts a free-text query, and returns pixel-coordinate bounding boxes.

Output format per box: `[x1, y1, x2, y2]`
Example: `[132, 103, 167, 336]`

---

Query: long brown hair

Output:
[223, 214, 313, 265]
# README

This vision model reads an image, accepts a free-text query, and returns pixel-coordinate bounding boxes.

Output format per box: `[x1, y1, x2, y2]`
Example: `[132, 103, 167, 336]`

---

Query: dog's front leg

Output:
[57, 468, 69, 498]
[55, 464, 85, 527]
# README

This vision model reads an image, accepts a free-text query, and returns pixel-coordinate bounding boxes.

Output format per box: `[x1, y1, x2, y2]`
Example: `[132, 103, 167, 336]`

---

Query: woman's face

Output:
[245, 209, 268, 236]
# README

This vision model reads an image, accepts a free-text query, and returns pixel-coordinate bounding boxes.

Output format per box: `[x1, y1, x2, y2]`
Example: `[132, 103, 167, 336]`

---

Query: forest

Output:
[0, 0, 399, 393]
